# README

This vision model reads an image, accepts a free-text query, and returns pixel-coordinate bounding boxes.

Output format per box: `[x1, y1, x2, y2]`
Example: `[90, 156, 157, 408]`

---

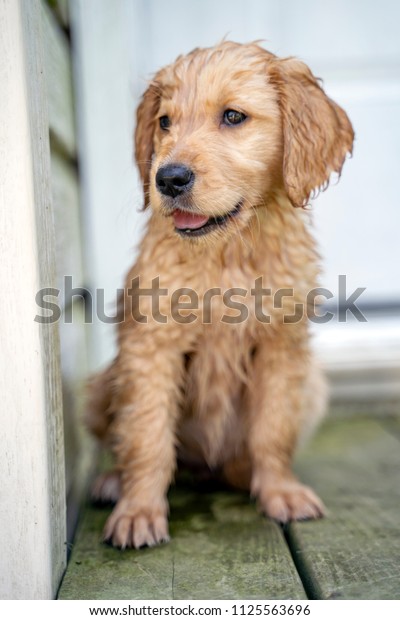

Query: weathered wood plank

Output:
[58, 300, 96, 543]
[59, 417, 400, 599]
[380, 415, 400, 442]
[59, 301, 89, 493]
[59, 483, 306, 600]
[288, 417, 400, 599]
[50, 152, 84, 304]
[0, 0, 66, 598]
[41, 0, 76, 156]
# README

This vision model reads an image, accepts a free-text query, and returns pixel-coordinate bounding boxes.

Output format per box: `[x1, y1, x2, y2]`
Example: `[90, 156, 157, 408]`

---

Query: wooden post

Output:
[0, 0, 66, 599]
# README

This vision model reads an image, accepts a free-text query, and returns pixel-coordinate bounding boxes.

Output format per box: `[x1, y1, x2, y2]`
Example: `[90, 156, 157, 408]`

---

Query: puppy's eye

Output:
[223, 109, 247, 126]
[159, 115, 171, 130]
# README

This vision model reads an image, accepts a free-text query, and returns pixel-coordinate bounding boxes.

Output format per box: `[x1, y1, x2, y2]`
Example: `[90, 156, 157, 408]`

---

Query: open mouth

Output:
[172, 201, 243, 237]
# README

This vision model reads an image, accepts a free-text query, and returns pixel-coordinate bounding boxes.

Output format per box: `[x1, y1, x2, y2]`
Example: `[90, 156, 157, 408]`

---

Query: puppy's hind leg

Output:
[86, 364, 121, 504]
[91, 470, 121, 505]
[86, 364, 115, 441]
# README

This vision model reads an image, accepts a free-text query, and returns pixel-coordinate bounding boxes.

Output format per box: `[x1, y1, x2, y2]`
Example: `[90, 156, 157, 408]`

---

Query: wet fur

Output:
[87, 41, 354, 549]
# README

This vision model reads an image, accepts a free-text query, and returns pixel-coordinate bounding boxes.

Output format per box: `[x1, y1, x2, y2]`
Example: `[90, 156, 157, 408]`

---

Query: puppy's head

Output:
[135, 42, 354, 240]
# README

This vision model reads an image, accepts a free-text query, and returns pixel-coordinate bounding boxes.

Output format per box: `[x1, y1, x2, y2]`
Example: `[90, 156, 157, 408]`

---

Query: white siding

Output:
[0, 0, 66, 598]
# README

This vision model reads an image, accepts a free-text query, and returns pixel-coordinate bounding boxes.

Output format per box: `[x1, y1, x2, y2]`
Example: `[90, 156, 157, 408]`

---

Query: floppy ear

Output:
[268, 58, 354, 208]
[134, 81, 161, 207]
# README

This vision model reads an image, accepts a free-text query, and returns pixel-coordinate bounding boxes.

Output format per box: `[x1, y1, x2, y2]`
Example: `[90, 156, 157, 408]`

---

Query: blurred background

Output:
[69, 0, 400, 404]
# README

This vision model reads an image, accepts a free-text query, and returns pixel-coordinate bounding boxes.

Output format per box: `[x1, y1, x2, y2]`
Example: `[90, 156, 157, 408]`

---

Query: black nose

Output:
[156, 163, 195, 198]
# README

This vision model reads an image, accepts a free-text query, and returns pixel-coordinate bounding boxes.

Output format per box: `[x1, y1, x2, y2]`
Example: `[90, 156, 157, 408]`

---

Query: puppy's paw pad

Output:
[104, 506, 169, 549]
[261, 483, 325, 523]
[91, 471, 121, 505]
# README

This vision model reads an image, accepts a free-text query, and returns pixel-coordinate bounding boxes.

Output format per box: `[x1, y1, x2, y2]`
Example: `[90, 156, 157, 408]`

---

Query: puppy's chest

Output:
[195, 262, 279, 326]
[186, 319, 253, 402]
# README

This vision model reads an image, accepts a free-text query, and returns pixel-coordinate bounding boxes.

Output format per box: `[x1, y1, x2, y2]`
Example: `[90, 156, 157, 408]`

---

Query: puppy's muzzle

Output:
[156, 163, 195, 198]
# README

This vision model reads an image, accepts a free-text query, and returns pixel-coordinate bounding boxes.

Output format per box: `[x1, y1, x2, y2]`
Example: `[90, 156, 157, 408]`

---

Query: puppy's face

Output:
[150, 46, 282, 238]
[135, 42, 354, 240]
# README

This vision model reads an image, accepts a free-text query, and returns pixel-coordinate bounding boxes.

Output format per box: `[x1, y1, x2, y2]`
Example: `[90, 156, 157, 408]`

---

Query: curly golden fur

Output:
[87, 41, 354, 549]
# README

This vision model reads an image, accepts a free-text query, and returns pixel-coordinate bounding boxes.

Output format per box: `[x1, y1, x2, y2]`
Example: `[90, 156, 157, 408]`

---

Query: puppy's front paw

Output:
[103, 500, 170, 549]
[259, 481, 325, 523]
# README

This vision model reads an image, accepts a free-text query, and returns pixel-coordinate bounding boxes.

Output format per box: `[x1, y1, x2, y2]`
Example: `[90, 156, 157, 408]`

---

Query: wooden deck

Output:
[58, 415, 400, 600]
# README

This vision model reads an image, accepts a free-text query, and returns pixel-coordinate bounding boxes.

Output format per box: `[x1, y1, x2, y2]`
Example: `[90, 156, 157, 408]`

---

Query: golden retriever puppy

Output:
[87, 41, 354, 549]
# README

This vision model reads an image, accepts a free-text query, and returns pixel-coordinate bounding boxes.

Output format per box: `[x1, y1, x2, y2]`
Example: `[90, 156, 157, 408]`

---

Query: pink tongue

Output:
[173, 209, 209, 230]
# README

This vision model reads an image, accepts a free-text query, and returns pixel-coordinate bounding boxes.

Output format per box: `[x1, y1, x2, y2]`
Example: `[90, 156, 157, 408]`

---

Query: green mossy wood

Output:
[287, 417, 400, 599]
[59, 485, 305, 600]
[59, 416, 400, 600]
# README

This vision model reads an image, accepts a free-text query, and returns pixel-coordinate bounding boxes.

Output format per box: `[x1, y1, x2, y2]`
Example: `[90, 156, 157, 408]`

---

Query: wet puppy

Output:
[87, 41, 354, 549]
